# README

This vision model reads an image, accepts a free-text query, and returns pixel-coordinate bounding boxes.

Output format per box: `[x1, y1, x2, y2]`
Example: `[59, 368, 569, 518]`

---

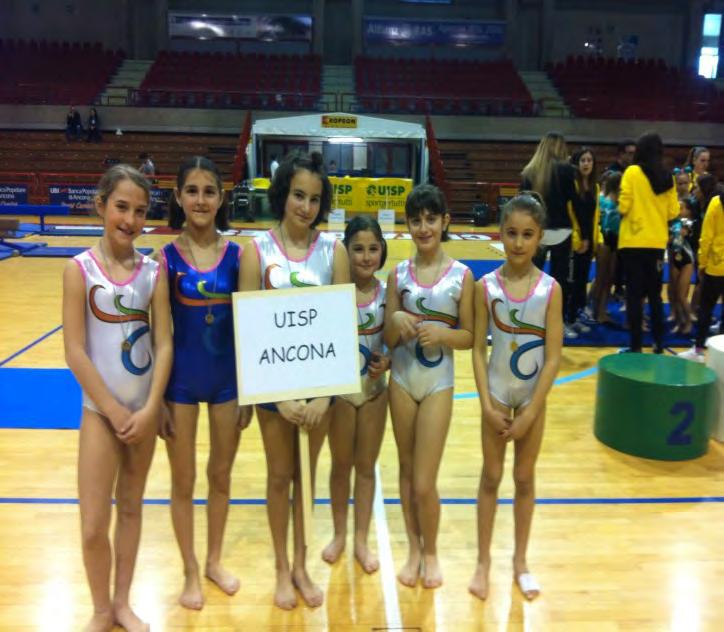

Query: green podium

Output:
[594, 353, 717, 460]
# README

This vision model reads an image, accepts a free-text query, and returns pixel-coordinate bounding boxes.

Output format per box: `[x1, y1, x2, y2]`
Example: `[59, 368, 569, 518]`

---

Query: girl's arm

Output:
[505, 281, 563, 441]
[618, 168, 633, 215]
[472, 280, 510, 434]
[62, 259, 131, 432]
[239, 241, 261, 291]
[383, 267, 419, 349]
[235, 244, 254, 430]
[417, 267, 474, 350]
[119, 266, 174, 444]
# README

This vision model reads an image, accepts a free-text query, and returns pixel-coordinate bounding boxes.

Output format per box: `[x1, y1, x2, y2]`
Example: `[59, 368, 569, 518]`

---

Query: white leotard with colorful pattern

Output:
[482, 268, 555, 409]
[341, 279, 387, 407]
[391, 258, 469, 402]
[73, 249, 159, 413]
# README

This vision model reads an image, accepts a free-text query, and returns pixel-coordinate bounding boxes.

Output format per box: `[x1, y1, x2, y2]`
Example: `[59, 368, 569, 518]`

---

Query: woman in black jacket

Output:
[521, 132, 582, 339]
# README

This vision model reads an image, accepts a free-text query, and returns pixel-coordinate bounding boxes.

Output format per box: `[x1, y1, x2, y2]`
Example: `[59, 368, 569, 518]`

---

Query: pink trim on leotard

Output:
[88, 249, 144, 287]
[269, 229, 320, 262]
[408, 257, 455, 288]
[494, 267, 544, 303]
[546, 278, 558, 307]
[171, 240, 229, 273]
[357, 279, 381, 308]
[72, 256, 87, 280]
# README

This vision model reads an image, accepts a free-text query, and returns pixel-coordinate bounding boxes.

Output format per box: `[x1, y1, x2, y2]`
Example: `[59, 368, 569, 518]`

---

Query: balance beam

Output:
[0, 204, 70, 231]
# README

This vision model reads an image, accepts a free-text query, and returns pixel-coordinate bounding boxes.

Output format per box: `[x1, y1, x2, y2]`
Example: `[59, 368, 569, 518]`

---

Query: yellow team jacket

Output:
[699, 195, 724, 277]
[618, 165, 679, 249]
[567, 182, 601, 252]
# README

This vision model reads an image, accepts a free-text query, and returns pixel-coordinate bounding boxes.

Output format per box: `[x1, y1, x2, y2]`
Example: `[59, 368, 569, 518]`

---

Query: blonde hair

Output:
[96, 164, 150, 205]
[521, 132, 568, 199]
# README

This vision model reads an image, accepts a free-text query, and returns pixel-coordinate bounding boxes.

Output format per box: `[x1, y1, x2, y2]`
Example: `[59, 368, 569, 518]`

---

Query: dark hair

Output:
[571, 147, 597, 193]
[617, 140, 635, 154]
[96, 164, 150, 206]
[499, 191, 547, 229]
[267, 151, 330, 229]
[696, 173, 719, 212]
[634, 132, 674, 195]
[404, 183, 449, 241]
[168, 156, 229, 230]
[602, 171, 622, 196]
[343, 215, 387, 268]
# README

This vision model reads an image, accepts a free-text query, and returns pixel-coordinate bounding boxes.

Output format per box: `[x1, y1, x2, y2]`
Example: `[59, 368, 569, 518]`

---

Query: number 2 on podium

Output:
[667, 401, 694, 446]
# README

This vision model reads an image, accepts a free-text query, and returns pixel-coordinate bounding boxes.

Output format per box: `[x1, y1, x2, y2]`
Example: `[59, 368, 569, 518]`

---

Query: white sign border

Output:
[232, 283, 361, 405]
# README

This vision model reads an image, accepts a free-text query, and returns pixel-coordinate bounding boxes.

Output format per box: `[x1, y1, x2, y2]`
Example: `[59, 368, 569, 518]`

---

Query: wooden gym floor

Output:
[1, 218, 723, 631]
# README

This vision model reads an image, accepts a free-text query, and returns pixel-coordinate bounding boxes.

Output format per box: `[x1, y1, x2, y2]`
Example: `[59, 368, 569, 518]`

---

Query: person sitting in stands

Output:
[86, 107, 102, 143]
[65, 106, 82, 141]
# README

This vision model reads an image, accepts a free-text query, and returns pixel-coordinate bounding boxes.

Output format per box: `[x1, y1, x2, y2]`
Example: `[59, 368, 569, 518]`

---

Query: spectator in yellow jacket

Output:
[618, 132, 679, 353]
[680, 192, 724, 362]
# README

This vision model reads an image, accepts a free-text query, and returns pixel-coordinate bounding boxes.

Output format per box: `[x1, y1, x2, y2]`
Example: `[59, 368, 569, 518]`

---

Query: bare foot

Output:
[113, 603, 150, 632]
[397, 550, 421, 587]
[422, 554, 443, 589]
[468, 559, 490, 600]
[354, 540, 379, 574]
[205, 562, 240, 596]
[273, 570, 297, 610]
[321, 533, 346, 564]
[84, 610, 114, 632]
[513, 559, 540, 601]
[178, 570, 204, 610]
[291, 567, 324, 608]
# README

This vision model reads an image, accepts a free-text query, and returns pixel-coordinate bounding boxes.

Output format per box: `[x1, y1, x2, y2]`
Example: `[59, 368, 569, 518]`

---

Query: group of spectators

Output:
[65, 105, 102, 143]
[521, 132, 721, 356]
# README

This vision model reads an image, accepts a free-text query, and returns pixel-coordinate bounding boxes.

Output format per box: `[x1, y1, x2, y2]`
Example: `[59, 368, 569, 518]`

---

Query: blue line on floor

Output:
[0, 324, 63, 367]
[2, 495, 723, 506]
[454, 366, 599, 400]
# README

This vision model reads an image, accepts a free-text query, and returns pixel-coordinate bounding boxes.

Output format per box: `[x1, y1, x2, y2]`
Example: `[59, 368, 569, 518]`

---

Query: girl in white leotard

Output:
[63, 165, 172, 632]
[384, 184, 474, 590]
[469, 193, 563, 603]
[240, 151, 350, 610]
[322, 215, 390, 574]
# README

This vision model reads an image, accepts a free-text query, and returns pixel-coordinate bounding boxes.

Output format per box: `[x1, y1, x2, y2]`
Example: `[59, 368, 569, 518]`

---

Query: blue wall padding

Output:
[0, 368, 81, 429]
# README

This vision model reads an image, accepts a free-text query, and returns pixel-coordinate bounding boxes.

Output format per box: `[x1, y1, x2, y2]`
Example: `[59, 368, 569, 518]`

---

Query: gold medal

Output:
[205, 312, 215, 325]
[122, 340, 132, 352]
[510, 341, 518, 351]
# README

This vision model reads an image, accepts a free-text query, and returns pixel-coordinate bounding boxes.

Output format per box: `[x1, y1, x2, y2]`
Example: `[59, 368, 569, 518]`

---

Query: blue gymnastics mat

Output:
[23, 246, 154, 258]
[0, 368, 81, 429]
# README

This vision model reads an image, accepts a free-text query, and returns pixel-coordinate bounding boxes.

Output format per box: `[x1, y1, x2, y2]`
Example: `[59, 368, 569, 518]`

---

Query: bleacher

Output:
[0, 130, 238, 203]
[0, 39, 123, 105]
[547, 55, 724, 122]
[134, 51, 322, 110]
[355, 56, 536, 116]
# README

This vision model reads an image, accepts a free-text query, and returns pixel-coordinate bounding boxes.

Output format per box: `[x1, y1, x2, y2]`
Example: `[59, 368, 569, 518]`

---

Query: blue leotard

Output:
[163, 240, 241, 404]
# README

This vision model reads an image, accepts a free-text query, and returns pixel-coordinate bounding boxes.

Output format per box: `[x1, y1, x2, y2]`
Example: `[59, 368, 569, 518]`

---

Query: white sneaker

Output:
[564, 325, 579, 339]
[572, 318, 591, 333]
[677, 347, 705, 363]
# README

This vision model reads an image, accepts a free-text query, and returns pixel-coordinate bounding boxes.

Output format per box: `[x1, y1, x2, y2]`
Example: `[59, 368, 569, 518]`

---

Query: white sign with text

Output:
[232, 284, 360, 404]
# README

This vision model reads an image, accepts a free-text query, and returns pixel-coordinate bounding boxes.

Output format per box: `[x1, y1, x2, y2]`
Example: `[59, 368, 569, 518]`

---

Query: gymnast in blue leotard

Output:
[469, 192, 563, 603]
[161, 157, 252, 611]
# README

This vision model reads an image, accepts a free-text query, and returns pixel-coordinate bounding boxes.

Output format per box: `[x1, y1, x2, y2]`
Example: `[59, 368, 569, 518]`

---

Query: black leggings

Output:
[619, 248, 665, 352]
[568, 249, 593, 323]
[534, 236, 572, 322]
[695, 273, 724, 348]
